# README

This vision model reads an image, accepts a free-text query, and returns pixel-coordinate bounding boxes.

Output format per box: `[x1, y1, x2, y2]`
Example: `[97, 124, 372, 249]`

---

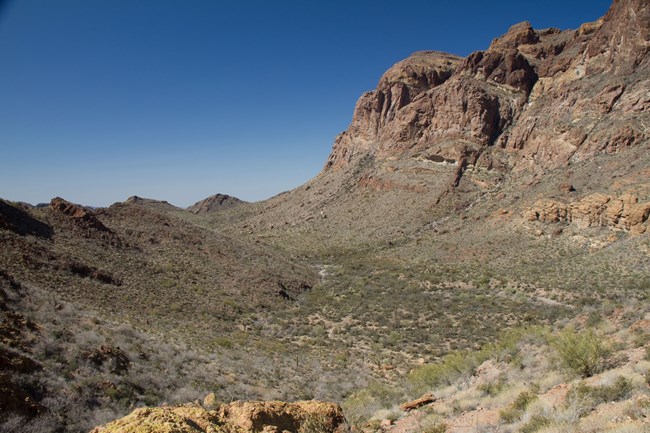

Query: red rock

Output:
[325, 0, 648, 184]
[49, 197, 111, 232]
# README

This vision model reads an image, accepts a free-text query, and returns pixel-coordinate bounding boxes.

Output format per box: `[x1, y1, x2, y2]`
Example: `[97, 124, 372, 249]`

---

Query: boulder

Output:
[90, 400, 349, 433]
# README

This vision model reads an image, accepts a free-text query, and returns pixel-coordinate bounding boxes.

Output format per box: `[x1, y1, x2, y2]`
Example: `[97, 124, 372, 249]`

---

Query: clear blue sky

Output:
[0, 0, 612, 207]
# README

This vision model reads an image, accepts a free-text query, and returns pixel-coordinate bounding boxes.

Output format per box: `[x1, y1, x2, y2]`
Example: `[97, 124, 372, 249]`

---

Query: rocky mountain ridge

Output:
[326, 0, 648, 182]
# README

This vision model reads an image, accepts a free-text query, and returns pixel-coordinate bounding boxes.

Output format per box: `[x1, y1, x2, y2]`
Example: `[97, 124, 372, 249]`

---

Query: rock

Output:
[524, 190, 650, 234]
[187, 193, 245, 214]
[0, 373, 43, 418]
[90, 400, 349, 433]
[84, 345, 131, 374]
[203, 392, 218, 409]
[400, 393, 437, 412]
[89, 406, 220, 433]
[461, 48, 538, 93]
[49, 197, 111, 233]
[490, 21, 540, 50]
[559, 183, 575, 193]
[324, 0, 649, 182]
[218, 400, 348, 433]
[325, 51, 462, 169]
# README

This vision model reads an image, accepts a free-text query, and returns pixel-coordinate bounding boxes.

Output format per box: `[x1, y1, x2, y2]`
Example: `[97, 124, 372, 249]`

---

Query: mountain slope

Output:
[0, 197, 316, 344]
[212, 0, 649, 256]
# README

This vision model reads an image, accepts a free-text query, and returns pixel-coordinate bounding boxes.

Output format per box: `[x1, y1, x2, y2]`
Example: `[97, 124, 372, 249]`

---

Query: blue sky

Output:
[0, 0, 612, 207]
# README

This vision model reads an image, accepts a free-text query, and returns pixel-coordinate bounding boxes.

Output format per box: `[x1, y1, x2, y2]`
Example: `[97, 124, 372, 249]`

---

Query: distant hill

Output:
[187, 193, 245, 214]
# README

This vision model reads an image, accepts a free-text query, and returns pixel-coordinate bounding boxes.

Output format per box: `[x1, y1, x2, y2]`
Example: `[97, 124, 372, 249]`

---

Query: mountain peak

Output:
[325, 1, 648, 174]
[187, 193, 245, 214]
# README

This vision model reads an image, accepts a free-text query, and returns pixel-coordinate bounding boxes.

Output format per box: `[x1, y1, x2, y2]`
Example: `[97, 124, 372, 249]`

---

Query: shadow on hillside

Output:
[0, 200, 53, 238]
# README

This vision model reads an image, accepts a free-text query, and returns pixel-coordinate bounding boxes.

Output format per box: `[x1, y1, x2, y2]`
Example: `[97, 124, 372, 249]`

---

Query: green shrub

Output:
[423, 423, 447, 433]
[519, 415, 551, 433]
[299, 413, 333, 433]
[499, 391, 537, 423]
[342, 383, 401, 426]
[551, 328, 609, 378]
[477, 376, 506, 397]
[406, 327, 541, 396]
[407, 352, 473, 394]
[566, 376, 632, 409]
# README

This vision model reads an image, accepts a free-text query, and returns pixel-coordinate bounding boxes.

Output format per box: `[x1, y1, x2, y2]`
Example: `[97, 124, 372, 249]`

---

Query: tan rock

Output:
[524, 189, 649, 235]
[628, 202, 650, 227]
[203, 392, 218, 409]
[89, 406, 219, 433]
[91, 400, 349, 433]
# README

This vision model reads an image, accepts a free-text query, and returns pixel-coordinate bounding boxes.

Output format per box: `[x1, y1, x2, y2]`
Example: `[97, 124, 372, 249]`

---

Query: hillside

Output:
[1, 0, 649, 432]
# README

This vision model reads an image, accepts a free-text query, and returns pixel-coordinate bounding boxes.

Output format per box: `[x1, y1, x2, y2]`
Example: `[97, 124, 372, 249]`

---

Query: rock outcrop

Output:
[188, 193, 245, 214]
[325, 0, 649, 175]
[525, 192, 650, 234]
[90, 400, 349, 433]
[49, 197, 111, 233]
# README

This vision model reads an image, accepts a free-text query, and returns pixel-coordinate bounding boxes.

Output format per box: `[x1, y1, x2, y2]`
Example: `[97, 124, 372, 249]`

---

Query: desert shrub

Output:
[551, 328, 610, 378]
[626, 395, 650, 421]
[213, 336, 233, 348]
[423, 423, 447, 433]
[342, 380, 402, 425]
[342, 390, 380, 426]
[298, 412, 333, 433]
[1, 413, 60, 433]
[477, 375, 506, 397]
[406, 327, 537, 396]
[407, 352, 473, 394]
[499, 390, 537, 423]
[565, 376, 632, 412]
[518, 414, 551, 433]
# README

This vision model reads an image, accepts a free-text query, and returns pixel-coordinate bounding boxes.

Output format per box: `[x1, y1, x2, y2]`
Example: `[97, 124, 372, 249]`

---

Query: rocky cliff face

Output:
[326, 0, 649, 175]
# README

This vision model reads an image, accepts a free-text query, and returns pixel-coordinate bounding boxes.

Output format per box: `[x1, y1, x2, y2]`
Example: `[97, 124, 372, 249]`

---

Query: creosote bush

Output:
[551, 327, 610, 378]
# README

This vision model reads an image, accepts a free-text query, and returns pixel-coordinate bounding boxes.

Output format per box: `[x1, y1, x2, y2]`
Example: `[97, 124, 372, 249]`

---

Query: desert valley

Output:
[1, 0, 649, 432]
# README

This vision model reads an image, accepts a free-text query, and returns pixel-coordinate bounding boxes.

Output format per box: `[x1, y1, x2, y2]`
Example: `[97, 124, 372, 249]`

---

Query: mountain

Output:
[218, 0, 648, 253]
[187, 193, 245, 214]
[328, 0, 648, 173]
